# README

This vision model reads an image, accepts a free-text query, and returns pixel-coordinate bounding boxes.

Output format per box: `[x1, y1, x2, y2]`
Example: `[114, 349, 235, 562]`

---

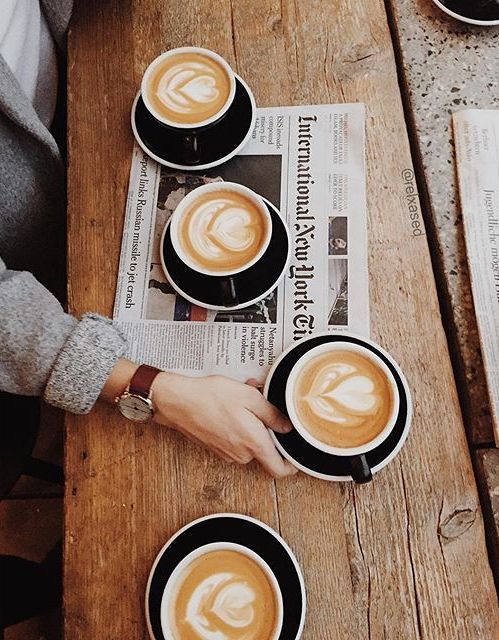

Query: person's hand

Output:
[151, 372, 298, 479]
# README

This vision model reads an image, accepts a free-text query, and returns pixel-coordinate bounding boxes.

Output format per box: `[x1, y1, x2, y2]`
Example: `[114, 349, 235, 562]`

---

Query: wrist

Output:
[150, 371, 188, 421]
[114, 363, 163, 423]
[99, 358, 140, 404]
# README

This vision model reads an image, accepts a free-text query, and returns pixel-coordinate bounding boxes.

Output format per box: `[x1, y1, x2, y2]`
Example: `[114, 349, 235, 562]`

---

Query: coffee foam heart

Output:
[146, 52, 232, 125]
[169, 550, 278, 640]
[304, 364, 380, 423]
[294, 350, 394, 448]
[185, 573, 256, 639]
[157, 65, 221, 114]
[178, 190, 268, 272]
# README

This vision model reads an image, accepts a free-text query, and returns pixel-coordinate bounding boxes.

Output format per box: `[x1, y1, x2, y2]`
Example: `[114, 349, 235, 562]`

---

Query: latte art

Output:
[169, 550, 278, 640]
[293, 350, 393, 448]
[146, 52, 232, 125]
[178, 190, 268, 272]
[186, 573, 255, 636]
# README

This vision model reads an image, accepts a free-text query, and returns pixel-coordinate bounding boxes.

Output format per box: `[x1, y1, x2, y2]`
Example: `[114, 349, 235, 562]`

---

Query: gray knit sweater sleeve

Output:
[0, 258, 127, 413]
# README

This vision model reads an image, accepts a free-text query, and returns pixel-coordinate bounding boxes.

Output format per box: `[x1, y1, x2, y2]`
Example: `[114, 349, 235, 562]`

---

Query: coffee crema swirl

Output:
[147, 52, 232, 125]
[169, 550, 278, 640]
[178, 190, 268, 272]
[293, 350, 393, 448]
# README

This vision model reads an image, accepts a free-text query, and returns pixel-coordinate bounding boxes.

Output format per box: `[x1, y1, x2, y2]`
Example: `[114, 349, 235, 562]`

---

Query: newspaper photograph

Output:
[114, 104, 368, 382]
[453, 109, 499, 443]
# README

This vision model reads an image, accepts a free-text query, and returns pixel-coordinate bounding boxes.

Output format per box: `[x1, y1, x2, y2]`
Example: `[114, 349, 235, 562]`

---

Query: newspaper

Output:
[114, 104, 368, 382]
[453, 109, 499, 443]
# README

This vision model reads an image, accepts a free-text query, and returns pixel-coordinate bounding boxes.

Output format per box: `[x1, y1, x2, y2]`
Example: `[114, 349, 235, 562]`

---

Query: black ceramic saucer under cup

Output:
[264, 332, 412, 483]
[160, 198, 290, 311]
[432, 0, 499, 25]
[145, 513, 306, 640]
[131, 75, 256, 171]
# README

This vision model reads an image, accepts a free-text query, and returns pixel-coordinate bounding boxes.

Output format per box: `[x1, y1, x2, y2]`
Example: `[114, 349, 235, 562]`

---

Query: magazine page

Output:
[114, 104, 368, 382]
[453, 109, 499, 443]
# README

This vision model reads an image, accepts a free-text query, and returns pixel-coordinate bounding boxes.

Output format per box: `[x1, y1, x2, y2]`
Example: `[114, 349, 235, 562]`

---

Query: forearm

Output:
[0, 258, 127, 412]
[0, 261, 77, 395]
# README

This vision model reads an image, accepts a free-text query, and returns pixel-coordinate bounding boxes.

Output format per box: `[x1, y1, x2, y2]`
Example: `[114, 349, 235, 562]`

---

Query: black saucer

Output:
[146, 514, 306, 640]
[434, 0, 499, 23]
[161, 199, 290, 310]
[132, 76, 256, 170]
[265, 334, 412, 481]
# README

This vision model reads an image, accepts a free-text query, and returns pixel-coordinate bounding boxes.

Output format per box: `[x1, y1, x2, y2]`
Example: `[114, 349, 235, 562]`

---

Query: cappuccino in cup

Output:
[170, 182, 272, 276]
[286, 342, 400, 456]
[162, 543, 283, 640]
[142, 47, 236, 128]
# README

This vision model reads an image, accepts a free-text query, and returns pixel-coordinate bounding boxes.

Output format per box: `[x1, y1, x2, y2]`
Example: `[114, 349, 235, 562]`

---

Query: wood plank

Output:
[66, 9, 278, 640]
[386, 0, 499, 445]
[246, 2, 497, 636]
[66, 1, 498, 638]
[475, 448, 499, 580]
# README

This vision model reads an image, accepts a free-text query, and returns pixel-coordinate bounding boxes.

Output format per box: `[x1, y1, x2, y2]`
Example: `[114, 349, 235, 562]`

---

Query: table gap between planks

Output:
[66, 1, 499, 638]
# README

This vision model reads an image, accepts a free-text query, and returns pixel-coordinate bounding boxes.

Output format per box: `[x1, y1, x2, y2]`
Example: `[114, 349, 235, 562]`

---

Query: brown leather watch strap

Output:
[128, 364, 162, 399]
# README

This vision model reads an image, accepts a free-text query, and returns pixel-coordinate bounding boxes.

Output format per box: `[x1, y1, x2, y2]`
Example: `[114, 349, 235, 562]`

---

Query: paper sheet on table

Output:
[113, 104, 369, 383]
[453, 109, 499, 444]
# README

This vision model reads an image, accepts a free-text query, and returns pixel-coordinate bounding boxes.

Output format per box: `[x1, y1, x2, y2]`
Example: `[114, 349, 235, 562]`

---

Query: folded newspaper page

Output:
[453, 109, 499, 444]
[114, 104, 368, 382]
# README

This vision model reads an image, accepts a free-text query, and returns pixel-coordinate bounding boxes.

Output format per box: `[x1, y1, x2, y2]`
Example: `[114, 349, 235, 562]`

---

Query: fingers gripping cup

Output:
[285, 342, 400, 483]
[170, 182, 273, 305]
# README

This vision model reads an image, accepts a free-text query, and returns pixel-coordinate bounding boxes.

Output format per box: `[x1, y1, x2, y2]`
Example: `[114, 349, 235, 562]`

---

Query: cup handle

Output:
[350, 454, 372, 484]
[220, 277, 239, 307]
[182, 134, 201, 165]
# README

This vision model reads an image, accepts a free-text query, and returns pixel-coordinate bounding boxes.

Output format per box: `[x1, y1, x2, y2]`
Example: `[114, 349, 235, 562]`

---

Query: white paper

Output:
[114, 104, 369, 383]
[453, 109, 499, 443]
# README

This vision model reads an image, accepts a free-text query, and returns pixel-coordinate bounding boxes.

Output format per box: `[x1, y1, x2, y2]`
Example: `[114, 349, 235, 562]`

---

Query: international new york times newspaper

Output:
[114, 104, 368, 382]
[453, 109, 499, 443]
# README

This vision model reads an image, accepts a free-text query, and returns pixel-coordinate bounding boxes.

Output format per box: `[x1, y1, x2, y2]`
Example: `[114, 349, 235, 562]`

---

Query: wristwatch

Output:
[116, 364, 162, 423]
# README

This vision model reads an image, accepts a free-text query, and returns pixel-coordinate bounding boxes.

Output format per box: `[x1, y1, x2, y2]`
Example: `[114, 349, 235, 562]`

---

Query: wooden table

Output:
[66, 1, 499, 638]
[388, 0, 499, 586]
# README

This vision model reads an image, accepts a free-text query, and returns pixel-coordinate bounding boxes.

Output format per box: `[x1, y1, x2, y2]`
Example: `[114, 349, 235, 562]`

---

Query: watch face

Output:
[118, 393, 154, 422]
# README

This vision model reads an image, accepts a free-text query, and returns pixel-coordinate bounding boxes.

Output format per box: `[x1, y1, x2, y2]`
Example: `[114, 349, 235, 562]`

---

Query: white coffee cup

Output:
[170, 181, 273, 277]
[141, 46, 237, 129]
[160, 541, 284, 640]
[285, 341, 400, 457]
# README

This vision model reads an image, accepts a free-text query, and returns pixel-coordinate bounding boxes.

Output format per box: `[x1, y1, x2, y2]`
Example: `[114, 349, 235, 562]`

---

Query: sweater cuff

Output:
[44, 313, 127, 414]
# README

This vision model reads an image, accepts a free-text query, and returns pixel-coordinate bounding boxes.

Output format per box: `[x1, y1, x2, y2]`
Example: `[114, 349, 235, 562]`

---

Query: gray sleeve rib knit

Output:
[0, 258, 127, 413]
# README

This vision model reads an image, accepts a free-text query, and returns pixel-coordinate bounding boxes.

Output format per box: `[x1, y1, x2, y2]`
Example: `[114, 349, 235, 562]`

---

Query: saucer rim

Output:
[263, 331, 413, 482]
[131, 75, 257, 171]
[431, 0, 499, 25]
[145, 512, 307, 640]
[160, 198, 291, 311]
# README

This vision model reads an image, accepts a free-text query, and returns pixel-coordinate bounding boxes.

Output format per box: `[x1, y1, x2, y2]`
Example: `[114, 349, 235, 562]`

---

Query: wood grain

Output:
[66, 1, 498, 638]
[386, 0, 498, 447]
